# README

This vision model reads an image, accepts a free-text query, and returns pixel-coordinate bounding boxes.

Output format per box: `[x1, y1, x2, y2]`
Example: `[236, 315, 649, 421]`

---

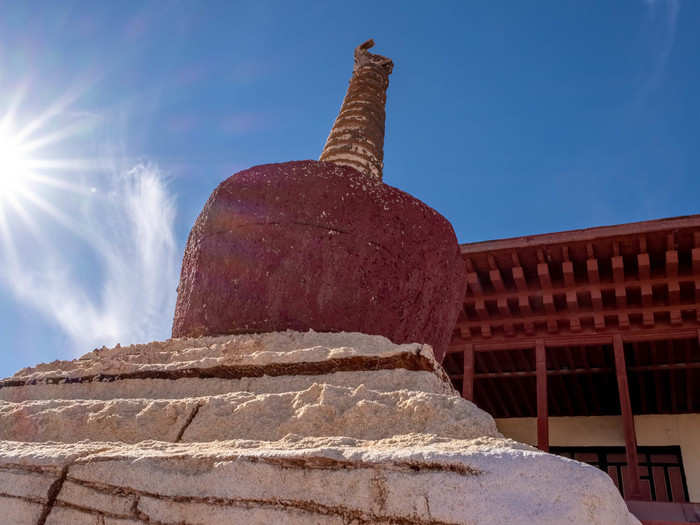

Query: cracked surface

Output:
[0, 437, 638, 525]
[1, 331, 455, 402]
[7, 331, 444, 382]
[0, 368, 452, 402]
[0, 331, 639, 524]
[0, 397, 200, 443]
[0, 384, 496, 444]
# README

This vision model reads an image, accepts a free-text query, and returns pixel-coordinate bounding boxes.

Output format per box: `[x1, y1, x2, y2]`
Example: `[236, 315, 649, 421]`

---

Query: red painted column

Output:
[613, 335, 643, 499]
[536, 339, 549, 452]
[462, 344, 475, 401]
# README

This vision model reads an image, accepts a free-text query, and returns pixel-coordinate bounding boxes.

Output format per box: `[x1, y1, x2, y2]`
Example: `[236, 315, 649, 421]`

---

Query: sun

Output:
[0, 87, 108, 252]
[0, 130, 31, 198]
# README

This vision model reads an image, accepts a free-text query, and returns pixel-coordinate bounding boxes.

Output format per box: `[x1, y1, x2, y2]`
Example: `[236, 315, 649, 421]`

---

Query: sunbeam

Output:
[0, 82, 179, 359]
[4, 192, 42, 239]
[0, 127, 31, 198]
[0, 89, 105, 230]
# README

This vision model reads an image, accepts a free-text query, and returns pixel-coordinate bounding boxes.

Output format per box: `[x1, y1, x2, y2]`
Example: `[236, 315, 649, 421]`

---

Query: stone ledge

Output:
[0, 384, 497, 443]
[0, 436, 639, 525]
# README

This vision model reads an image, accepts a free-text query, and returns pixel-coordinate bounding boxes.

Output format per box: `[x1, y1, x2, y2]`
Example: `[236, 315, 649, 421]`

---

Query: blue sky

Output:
[0, 0, 697, 377]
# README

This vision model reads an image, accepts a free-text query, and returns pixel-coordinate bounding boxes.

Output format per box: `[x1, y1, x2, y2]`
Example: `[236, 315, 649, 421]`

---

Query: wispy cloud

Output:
[637, 0, 681, 99]
[0, 163, 178, 354]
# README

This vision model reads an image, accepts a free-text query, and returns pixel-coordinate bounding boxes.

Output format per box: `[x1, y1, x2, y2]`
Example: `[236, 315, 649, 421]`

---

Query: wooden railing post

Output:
[613, 335, 643, 499]
[462, 344, 475, 401]
[536, 339, 549, 451]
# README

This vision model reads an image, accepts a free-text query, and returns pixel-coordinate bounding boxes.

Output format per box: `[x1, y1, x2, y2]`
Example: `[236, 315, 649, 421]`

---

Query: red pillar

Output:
[613, 335, 642, 499]
[536, 339, 549, 451]
[462, 344, 475, 401]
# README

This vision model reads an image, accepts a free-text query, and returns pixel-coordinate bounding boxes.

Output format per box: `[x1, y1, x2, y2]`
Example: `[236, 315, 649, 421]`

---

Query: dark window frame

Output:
[550, 445, 689, 502]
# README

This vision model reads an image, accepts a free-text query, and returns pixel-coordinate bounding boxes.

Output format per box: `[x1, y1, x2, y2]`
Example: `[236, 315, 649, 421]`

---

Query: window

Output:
[551, 446, 689, 502]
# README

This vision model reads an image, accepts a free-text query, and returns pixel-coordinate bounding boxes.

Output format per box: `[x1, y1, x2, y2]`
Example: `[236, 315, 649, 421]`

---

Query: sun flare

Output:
[0, 130, 31, 198]
[0, 87, 104, 239]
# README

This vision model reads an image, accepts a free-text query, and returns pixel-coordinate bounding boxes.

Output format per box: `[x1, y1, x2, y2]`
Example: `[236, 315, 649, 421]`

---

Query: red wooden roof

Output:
[444, 215, 700, 418]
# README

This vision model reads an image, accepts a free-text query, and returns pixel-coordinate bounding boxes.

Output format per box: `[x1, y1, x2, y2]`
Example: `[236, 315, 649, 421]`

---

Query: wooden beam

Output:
[459, 216, 700, 255]
[466, 366, 610, 379]
[489, 268, 505, 292]
[594, 314, 605, 331]
[467, 272, 483, 295]
[462, 344, 474, 401]
[666, 250, 678, 277]
[612, 255, 624, 282]
[569, 317, 582, 332]
[536, 340, 549, 451]
[615, 286, 627, 308]
[543, 293, 555, 314]
[587, 258, 600, 284]
[612, 335, 642, 500]
[668, 281, 680, 305]
[628, 362, 700, 372]
[446, 327, 700, 354]
[538, 262, 552, 288]
[518, 295, 532, 315]
[503, 321, 515, 336]
[512, 266, 527, 291]
[454, 361, 700, 379]
[670, 308, 682, 326]
[461, 273, 692, 305]
[562, 260, 575, 287]
[475, 298, 488, 320]
[638, 253, 650, 280]
[524, 321, 535, 336]
[459, 328, 698, 351]
[618, 312, 630, 329]
[457, 304, 699, 335]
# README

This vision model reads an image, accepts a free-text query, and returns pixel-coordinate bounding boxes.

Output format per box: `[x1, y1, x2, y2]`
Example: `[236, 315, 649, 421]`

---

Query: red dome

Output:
[172, 160, 465, 361]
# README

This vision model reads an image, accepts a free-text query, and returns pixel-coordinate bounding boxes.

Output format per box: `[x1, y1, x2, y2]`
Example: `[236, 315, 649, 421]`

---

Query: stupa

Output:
[172, 39, 466, 361]
[0, 41, 639, 524]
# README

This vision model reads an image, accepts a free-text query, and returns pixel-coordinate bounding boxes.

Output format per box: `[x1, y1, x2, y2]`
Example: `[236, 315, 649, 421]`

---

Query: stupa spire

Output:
[319, 39, 393, 180]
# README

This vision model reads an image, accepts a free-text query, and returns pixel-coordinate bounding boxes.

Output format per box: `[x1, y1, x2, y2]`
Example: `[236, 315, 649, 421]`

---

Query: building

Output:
[444, 214, 700, 524]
